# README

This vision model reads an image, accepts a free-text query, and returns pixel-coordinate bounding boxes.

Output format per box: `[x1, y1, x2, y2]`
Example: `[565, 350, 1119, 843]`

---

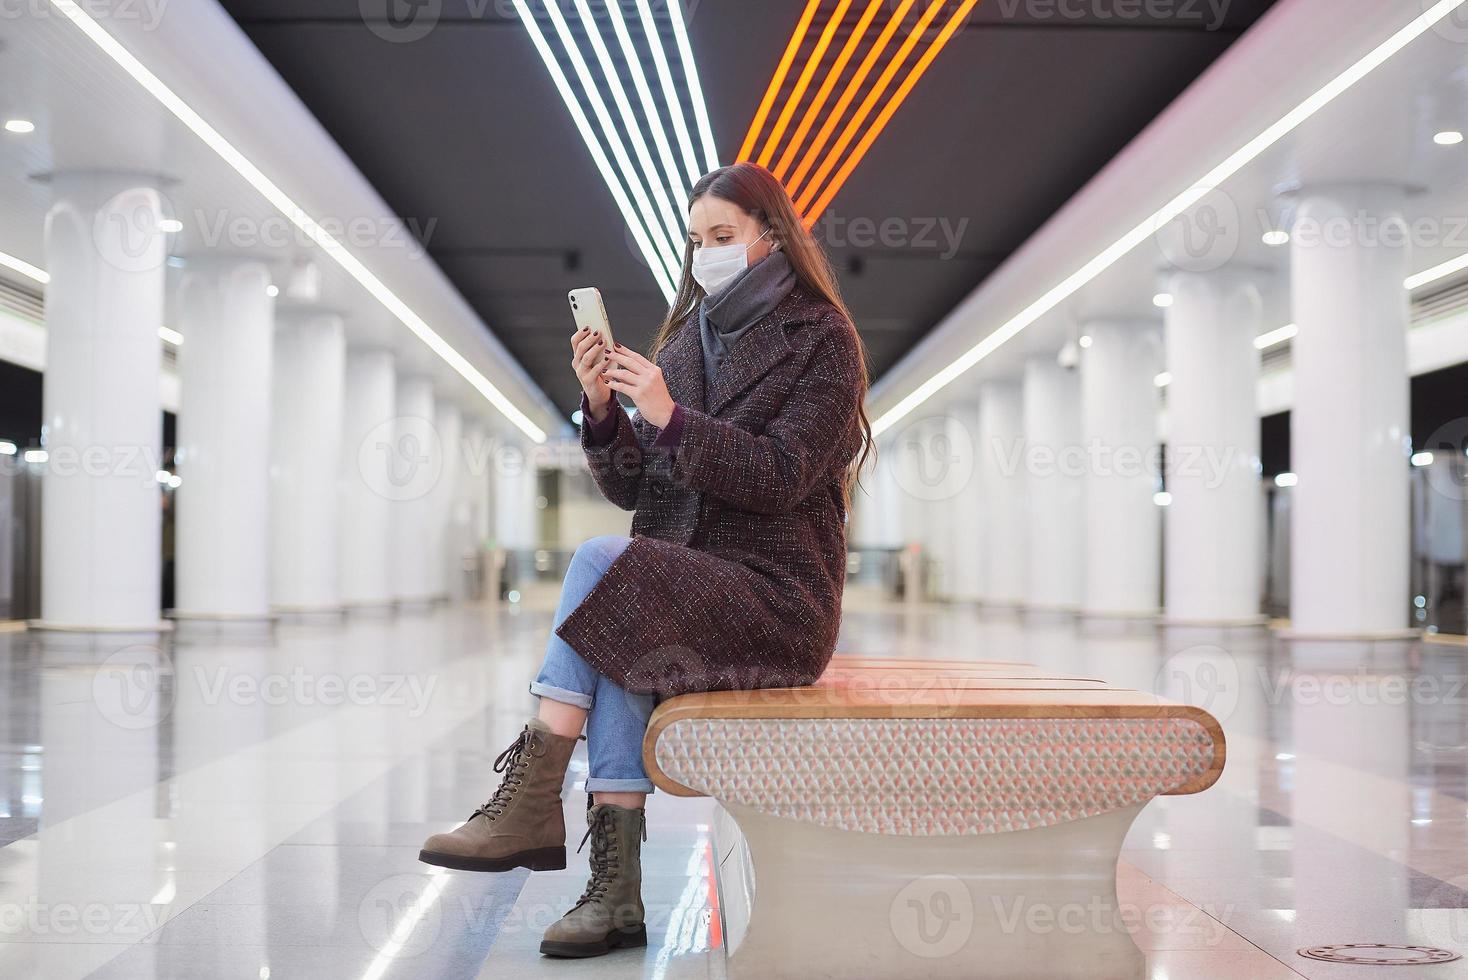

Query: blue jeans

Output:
[529, 535, 658, 794]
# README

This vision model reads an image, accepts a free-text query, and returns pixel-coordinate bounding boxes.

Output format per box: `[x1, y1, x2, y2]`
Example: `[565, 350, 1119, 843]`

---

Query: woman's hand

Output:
[571, 328, 613, 421]
[602, 344, 675, 428]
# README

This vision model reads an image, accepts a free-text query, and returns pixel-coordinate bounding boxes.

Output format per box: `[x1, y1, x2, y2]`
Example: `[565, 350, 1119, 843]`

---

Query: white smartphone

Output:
[568, 287, 615, 351]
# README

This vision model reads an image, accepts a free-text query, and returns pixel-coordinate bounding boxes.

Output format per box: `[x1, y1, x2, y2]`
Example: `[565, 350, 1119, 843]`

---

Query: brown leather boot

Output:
[539, 802, 648, 957]
[419, 718, 582, 872]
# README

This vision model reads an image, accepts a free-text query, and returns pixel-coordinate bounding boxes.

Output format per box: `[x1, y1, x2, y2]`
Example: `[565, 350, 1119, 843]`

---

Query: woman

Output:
[420, 162, 872, 958]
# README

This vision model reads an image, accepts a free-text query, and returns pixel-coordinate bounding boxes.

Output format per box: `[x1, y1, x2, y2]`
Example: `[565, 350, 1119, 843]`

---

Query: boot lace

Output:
[571, 807, 647, 910]
[472, 727, 547, 821]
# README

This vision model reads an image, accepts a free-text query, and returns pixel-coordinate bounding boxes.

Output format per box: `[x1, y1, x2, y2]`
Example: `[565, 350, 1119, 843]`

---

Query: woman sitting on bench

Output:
[419, 161, 873, 959]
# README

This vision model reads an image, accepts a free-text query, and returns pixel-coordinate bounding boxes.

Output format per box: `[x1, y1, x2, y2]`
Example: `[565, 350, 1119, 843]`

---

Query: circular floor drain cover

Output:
[1298, 944, 1461, 966]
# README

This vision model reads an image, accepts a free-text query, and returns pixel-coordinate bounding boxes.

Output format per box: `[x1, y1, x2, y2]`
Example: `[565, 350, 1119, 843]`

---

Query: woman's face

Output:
[688, 194, 776, 265]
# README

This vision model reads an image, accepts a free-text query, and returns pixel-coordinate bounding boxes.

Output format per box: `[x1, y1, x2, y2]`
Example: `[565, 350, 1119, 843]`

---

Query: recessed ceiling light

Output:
[1434, 130, 1464, 146]
[4, 119, 35, 134]
[1153, 292, 1174, 308]
[265, 284, 279, 298]
[158, 218, 183, 233]
[1078, 335, 1093, 349]
[1154, 372, 1172, 388]
[1262, 230, 1290, 246]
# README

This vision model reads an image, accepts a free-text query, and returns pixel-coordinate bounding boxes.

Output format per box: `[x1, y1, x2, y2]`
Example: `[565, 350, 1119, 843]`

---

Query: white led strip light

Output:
[513, 1, 679, 296]
[46, 0, 548, 443]
[873, 0, 1468, 437]
[0, 249, 49, 285]
[513, 0, 720, 297]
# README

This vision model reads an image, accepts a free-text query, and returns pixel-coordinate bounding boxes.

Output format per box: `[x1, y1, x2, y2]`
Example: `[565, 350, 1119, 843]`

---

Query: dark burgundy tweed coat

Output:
[555, 284, 864, 698]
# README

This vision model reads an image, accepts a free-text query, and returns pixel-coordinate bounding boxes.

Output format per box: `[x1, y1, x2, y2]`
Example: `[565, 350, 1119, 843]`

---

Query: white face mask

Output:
[691, 226, 773, 296]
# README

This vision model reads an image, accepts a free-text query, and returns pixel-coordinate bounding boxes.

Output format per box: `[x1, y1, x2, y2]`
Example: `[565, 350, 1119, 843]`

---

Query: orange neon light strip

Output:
[756, 0, 854, 168]
[795, 0, 952, 216]
[785, 0, 916, 200]
[772, 0, 885, 181]
[805, 0, 982, 222]
[737, 0, 823, 165]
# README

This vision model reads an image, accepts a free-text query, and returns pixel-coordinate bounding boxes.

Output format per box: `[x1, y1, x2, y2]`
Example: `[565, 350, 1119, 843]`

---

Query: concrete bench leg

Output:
[715, 801, 1148, 980]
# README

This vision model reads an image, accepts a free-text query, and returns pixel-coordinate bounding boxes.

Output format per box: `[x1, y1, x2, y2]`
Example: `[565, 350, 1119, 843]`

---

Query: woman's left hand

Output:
[602, 344, 676, 428]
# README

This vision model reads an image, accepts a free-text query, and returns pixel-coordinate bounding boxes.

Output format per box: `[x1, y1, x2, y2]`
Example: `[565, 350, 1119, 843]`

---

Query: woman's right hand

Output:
[571, 328, 613, 421]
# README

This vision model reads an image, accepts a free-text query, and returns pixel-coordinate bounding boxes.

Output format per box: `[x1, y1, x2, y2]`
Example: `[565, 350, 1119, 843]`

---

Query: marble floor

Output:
[2, 596, 1467, 978]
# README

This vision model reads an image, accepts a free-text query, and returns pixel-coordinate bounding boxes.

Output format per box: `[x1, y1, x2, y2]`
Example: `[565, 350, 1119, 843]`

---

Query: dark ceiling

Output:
[221, 0, 1282, 414]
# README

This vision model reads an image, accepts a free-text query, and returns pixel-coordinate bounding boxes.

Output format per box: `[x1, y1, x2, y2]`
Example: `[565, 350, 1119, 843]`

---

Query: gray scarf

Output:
[697, 249, 796, 382]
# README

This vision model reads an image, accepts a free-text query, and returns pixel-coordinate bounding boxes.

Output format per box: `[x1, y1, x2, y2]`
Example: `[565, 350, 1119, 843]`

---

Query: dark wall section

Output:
[0, 361, 42, 446]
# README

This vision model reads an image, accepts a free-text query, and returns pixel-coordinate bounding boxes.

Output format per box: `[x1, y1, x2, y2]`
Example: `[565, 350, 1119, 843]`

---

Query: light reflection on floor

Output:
[0, 598, 1465, 978]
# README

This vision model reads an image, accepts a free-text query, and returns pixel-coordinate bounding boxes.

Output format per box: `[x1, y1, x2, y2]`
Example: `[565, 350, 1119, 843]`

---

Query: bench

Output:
[642, 655, 1226, 980]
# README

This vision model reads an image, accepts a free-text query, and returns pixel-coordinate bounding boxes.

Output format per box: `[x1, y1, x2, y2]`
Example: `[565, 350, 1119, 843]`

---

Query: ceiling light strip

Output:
[739, 0, 823, 164]
[636, 0, 704, 189]
[572, 0, 686, 260]
[772, 0, 885, 182]
[758, 0, 855, 169]
[804, 0, 980, 222]
[795, 0, 952, 216]
[606, 0, 691, 208]
[46, 0, 548, 442]
[512, 0, 678, 299]
[0, 249, 49, 285]
[668, 0, 720, 172]
[1407, 253, 1468, 291]
[872, 0, 1468, 437]
[539, 0, 682, 281]
[786, 0, 917, 200]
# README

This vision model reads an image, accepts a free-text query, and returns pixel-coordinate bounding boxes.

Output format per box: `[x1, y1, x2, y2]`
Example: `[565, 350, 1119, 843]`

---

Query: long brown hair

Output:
[651, 162, 873, 505]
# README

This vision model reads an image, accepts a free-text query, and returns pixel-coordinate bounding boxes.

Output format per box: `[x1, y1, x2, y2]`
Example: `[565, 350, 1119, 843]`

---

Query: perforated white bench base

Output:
[714, 801, 1149, 980]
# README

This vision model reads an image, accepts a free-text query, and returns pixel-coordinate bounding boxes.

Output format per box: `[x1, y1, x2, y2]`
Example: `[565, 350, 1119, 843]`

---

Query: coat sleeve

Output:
[666, 321, 862, 516]
[579, 394, 648, 511]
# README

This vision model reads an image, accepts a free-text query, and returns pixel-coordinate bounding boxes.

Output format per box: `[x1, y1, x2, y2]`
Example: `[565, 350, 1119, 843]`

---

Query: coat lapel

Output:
[656, 317, 706, 415]
[705, 294, 796, 416]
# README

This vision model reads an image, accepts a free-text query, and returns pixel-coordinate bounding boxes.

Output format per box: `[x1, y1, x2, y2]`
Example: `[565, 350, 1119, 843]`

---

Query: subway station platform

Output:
[3, 600, 1465, 979]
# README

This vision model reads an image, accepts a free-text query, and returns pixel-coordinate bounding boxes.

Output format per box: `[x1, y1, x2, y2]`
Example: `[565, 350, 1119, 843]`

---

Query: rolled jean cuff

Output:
[528, 680, 593, 710]
[586, 776, 656, 794]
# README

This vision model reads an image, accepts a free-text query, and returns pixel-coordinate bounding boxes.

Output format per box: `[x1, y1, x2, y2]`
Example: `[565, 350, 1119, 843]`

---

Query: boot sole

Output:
[540, 924, 648, 958]
[417, 845, 566, 873]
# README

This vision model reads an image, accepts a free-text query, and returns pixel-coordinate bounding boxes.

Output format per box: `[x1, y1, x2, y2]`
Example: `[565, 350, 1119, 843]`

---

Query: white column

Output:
[339, 348, 397, 611]
[391, 376, 439, 609]
[431, 400, 463, 601]
[1289, 184, 1412, 636]
[1080, 320, 1162, 618]
[977, 382, 1025, 607]
[1023, 358, 1083, 612]
[494, 439, 540, 551]
[462, 422, 493, 546]
[270, 309, 345, 615]
[39, 173, 165, 630]
[173, 256, 276, 625]
[944, 402, 984, 602]
[1163, 269, 1264, 624]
